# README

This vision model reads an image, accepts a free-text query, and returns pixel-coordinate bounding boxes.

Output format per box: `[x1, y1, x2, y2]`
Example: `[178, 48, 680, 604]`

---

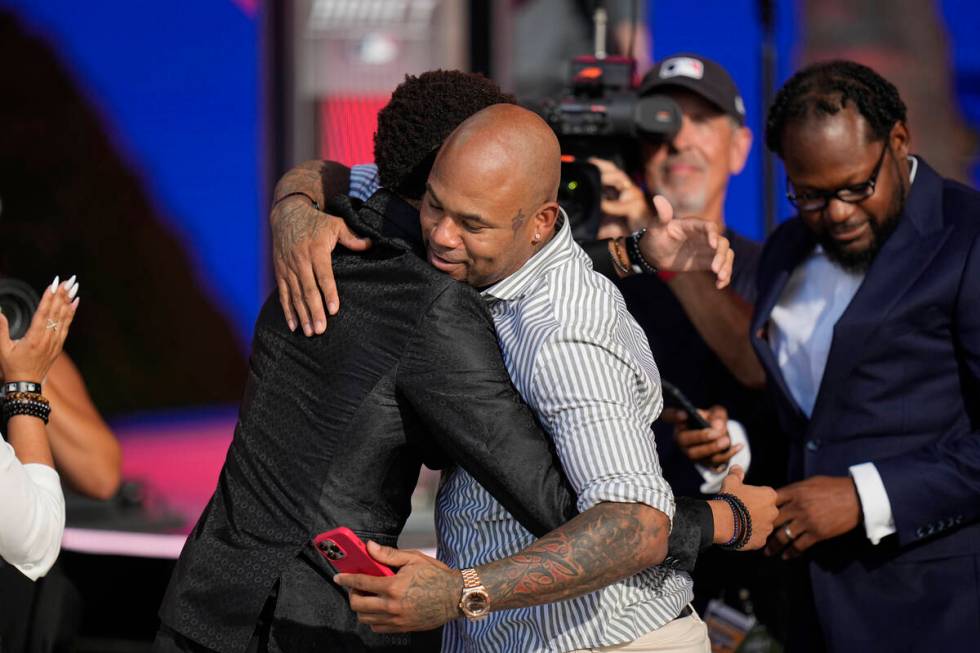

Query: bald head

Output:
[437, 104, 562, 211]
[420, 104, 565, 288]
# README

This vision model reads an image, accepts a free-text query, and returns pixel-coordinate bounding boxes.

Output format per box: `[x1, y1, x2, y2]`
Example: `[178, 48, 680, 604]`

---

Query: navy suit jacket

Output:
[751, 158, 980, 651]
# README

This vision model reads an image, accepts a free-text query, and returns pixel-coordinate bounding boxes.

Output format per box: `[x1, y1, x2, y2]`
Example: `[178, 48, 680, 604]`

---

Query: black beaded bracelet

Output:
[715, 492, 753, 550]
[729, 493, 752, 550]
[3, 381, 42, 395]
[626, 229, 658, 274]
[721, 495, 744, 548]
[4, 400, 51, 424]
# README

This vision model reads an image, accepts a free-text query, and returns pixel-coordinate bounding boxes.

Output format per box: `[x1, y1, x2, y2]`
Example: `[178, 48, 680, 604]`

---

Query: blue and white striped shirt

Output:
[349, 163, 380, 201]
[437, 215, 693, 652]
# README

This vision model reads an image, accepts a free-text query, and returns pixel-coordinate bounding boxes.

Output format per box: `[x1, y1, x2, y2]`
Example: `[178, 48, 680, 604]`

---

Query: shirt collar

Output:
[481, 208, 574, 303]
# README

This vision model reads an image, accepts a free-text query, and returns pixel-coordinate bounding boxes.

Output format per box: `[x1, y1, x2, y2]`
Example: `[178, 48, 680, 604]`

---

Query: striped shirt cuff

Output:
[577, 482, 676, 522]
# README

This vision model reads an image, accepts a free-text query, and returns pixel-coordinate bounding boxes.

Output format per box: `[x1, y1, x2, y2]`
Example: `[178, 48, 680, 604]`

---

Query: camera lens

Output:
[634, 95, 682, 139]
[318, 539, 346, 561]
[0, 278, 40, 340]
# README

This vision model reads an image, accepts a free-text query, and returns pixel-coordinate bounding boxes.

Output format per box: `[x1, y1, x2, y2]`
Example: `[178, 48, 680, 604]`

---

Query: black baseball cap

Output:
[638, 53, 746, 125]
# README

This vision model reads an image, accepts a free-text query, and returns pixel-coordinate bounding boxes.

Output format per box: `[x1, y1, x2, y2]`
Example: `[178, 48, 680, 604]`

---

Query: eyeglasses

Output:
[786, 143, 889, 212]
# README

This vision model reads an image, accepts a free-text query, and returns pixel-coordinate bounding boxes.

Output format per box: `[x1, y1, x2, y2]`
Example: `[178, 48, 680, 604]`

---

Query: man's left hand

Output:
[333, 541, 463, 633]
[639, 195, 734, 289]
[765, 476, 862, 559]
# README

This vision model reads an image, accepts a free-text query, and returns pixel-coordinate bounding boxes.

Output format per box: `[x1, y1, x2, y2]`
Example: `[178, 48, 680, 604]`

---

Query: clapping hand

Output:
[0, 276, 79, 382]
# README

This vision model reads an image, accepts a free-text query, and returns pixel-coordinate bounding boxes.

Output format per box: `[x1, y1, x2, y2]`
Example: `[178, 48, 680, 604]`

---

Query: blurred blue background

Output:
[0, 0, 977, 355]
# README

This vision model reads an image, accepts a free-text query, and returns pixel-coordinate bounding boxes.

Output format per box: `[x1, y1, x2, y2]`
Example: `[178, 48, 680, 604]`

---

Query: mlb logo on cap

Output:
[639, 53, 747, 126]
[659, 57, 704, 81]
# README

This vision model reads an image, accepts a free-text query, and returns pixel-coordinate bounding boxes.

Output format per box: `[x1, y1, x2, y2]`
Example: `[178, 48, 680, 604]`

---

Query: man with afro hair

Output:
[156, 70, 577, 653]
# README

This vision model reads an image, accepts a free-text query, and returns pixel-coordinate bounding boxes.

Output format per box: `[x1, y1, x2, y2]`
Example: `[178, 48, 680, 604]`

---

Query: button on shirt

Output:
[768, 157, 919, 545]
[437, 215, 692, 652]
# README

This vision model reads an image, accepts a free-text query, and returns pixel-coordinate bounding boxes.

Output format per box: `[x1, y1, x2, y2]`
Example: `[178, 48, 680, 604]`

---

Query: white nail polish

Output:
[50, 276, 59, 294]
[68, 283, 79, 300]
[71, 297, 80, 309]
[63, 275, 77, 289]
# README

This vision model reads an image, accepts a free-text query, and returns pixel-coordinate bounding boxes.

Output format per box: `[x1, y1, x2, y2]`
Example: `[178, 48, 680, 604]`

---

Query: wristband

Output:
[273, 191, 321, 212]
[3, 381, 42, 395]
[626, 229, 658, 274]
[5, 391, 49, 405]
[4, 399, 51, 425]
[609, 238, 633, 276]
[715, 492, 752, 550]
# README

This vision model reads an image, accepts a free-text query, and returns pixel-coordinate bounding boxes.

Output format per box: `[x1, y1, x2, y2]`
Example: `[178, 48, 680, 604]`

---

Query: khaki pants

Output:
[569, 609, 711, 653]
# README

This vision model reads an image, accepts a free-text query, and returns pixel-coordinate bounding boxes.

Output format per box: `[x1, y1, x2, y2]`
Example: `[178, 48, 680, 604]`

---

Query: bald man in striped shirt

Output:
[334, 104, 765, 652]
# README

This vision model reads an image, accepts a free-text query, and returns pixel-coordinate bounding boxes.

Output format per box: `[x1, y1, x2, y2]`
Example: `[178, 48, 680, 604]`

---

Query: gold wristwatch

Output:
[458, 568, 491, 621]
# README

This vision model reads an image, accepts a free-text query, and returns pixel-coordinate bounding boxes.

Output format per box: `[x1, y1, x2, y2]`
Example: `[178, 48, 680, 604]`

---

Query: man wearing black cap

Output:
[588, 53, 787, 631]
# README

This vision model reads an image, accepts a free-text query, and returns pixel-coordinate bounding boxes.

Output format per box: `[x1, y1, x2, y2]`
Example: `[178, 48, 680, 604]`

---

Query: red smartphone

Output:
[313, 527, 395, 577]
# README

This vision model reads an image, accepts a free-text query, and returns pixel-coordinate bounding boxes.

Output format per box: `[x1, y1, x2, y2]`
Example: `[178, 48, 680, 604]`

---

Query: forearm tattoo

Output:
[477, 502, 667, 611]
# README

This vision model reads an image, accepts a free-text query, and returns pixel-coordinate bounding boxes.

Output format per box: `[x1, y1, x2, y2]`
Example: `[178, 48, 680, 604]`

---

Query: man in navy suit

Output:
[744, 60, 980, 651]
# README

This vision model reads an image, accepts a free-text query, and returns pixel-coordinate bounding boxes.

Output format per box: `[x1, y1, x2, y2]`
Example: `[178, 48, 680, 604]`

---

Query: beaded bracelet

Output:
[721, 495, 744, 548]
[715, 492, 752, 550]
[4, 401, 51, 424]
[2, 389, 51, 424]
[716, 494, 745, 549]
[4, 391, 49, 405]
[626, 229, 659, 274]
[728, 493, 752, 549]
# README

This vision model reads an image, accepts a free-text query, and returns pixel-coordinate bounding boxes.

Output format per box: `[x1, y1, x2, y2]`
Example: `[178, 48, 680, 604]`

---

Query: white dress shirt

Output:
[0, 439, 65, 580]
[767, 157, 919, 545]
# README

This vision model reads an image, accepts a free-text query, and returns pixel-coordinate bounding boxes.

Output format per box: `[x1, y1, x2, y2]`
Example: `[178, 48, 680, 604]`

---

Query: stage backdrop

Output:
[0, 0, 977, 415]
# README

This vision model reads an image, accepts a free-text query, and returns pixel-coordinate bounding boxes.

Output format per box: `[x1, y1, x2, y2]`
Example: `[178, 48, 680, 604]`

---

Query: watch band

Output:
[3, 381, 42, 395]
[461, 567, 483, 590]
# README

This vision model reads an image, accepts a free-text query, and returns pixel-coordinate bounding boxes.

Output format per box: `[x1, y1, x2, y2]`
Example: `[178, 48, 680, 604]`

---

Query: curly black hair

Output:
[374, 70, 516, 200]
[765, 60, 907, 157]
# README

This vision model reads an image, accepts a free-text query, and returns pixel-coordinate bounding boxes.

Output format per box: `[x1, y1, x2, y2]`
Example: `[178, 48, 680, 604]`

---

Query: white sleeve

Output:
[696, 420, 751, 495]
[849, 462, 896, 545]
[0, 440, 66, 580]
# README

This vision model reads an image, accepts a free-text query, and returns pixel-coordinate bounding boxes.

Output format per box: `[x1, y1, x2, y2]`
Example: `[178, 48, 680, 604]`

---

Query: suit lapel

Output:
[808, 159, 953, 434]
[751, 219, 815, 422]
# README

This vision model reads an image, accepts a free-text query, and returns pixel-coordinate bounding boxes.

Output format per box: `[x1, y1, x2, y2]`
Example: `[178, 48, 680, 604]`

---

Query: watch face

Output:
[463, 590, 490, 616]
